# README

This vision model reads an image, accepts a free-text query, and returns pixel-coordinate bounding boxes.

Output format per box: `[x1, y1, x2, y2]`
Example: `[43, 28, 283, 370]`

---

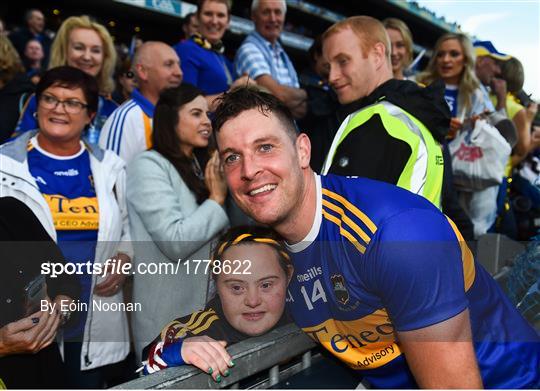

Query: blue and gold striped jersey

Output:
[287, 174, 539, 389]
[27, 136, 98, 339]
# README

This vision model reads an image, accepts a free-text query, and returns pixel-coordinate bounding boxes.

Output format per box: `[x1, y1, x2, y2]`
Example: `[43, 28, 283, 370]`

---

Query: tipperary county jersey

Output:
[286, 174, 539, 389]
[27, 136, 98, 338]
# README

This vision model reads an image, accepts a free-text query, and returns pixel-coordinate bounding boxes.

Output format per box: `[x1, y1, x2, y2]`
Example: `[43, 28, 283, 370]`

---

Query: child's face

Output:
[216, 243, 290, 336]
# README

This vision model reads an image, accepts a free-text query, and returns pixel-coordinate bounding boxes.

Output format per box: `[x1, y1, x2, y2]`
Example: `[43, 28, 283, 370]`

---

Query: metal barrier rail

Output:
[114, 323, 316, 389]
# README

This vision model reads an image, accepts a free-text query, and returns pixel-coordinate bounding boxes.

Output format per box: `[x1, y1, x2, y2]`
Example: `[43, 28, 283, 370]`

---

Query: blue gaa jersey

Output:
[27, 136, 98, 339]
[286, 174, 540, 389]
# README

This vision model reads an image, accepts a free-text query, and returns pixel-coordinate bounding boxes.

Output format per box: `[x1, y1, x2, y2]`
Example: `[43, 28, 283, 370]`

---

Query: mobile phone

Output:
[23, 275, 47, 316]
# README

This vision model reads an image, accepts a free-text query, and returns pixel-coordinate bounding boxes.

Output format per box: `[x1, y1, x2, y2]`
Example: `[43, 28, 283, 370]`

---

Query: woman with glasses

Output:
[0, 66, 132, 388]
[14, 16, 118, 145]
[112, 57, 137, 104]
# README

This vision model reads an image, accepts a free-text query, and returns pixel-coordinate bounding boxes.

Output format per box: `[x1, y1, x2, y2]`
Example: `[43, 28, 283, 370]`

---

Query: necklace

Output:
[192, 155, 204, 180]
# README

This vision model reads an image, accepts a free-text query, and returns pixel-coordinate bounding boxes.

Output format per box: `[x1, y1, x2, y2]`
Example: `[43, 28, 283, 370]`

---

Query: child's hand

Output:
[181, 336, 234, 382]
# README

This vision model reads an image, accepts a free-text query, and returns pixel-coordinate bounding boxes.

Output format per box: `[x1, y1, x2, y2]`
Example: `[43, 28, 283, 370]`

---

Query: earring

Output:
[33, 111, 38, 120]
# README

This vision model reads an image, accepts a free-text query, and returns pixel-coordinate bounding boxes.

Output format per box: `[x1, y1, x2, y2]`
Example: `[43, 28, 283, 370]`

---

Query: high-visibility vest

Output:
[322, 100, 444, 208]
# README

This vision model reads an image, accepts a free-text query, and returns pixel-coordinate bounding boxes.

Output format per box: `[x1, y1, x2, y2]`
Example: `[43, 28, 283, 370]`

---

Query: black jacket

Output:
[298, 69, 341, 173]
[0, 73, 34, 144]
[328, 79, 449, 185]
[0, 197, 79, 389]
[0, 197, 79, 328]
[338, 79, 450, 144]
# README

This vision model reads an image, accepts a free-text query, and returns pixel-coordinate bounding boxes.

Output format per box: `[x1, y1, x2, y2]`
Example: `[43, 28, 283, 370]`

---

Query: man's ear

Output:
[295, 133, 311, 169]
[135, 63, 147, 82]
[372, 42, 387, 70]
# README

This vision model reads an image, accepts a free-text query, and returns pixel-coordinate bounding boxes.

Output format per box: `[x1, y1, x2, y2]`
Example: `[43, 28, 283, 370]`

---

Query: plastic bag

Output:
[448, 118, 511, 191]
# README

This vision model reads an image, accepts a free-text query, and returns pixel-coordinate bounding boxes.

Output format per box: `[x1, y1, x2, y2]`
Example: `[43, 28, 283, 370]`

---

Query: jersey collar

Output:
[131, 88, 155, 118]
[286, 172, 322, 253]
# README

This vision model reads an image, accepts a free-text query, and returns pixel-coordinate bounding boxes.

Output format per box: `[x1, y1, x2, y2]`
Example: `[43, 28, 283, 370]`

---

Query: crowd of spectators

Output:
[0, 0, 538, 388]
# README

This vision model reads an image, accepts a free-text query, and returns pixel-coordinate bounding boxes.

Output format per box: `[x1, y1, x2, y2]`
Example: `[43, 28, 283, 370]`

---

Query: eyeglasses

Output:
[39, 94, 89, 114]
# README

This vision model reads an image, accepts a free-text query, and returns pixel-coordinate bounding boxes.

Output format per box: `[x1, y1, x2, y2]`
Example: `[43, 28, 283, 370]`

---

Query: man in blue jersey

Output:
[212, 87, 539, 389]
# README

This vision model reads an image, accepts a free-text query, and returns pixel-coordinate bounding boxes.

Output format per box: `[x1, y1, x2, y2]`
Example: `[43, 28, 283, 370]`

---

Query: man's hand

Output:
[230, 74, 257, 90]
[181, 336, 233, 382]
[0, 299, 60, 357]
[255, 74, 307, 119]
[491, 78, 507, 111]
[94, 253, 130, 297]
[397, 309, 483, 388]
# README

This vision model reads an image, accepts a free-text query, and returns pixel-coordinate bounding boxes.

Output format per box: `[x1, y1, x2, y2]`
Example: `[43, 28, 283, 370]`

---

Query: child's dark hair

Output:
[211, 225, 291, 277]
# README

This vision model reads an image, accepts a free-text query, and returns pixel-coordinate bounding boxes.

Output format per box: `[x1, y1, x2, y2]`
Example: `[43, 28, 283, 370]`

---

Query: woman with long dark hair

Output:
[126, 84, 229, 361]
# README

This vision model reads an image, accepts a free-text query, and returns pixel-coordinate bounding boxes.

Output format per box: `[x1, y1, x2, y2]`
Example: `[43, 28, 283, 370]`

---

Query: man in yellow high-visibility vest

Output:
[321, 16, 449, 209]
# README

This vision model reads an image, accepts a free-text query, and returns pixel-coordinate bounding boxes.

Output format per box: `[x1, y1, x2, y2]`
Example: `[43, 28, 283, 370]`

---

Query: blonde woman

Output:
[0, 36, 34, 144]
[417, 33, 492, 135]
[15, 16, 118, 144]
[418, 34, 507, 238]
[382, 18, 413, 80]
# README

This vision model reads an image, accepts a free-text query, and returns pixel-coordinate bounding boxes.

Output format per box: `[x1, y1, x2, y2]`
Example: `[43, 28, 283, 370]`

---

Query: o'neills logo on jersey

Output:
[54, 168, 79, 176]
[331, 274, 349, 305]
[296, 266, 322, 282]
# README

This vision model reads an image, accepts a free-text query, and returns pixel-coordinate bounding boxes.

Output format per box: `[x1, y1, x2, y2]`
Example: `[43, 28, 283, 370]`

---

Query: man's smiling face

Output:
[217, 108, 307, 227]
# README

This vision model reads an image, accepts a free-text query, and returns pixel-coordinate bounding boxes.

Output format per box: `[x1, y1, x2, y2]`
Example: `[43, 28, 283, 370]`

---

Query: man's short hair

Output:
[24, 9, 42, 23]
[323, 16, 390, 63]
[213, 87, 298, 142]
[251, 0, 287, 15]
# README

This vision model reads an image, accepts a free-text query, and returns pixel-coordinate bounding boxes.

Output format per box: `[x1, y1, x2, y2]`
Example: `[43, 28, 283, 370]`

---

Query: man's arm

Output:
[398, 309, 483, 388]
[365, 208, 482, 388]
[256, 74, 307, 118]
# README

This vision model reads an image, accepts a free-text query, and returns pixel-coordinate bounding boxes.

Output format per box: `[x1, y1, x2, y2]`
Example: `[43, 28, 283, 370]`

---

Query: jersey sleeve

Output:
[141, 307, 222, 375]
[141, 312, 196, 375]
[99, 108, 142, 163]
[364, 208, 469, 331]
[98, 109, 116, 151]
